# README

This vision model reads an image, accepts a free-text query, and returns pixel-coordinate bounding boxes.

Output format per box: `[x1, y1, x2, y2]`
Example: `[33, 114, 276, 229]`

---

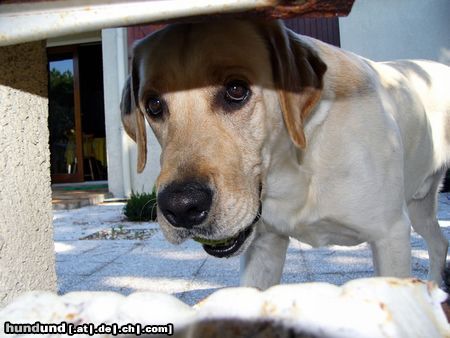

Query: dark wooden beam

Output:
[255, 0, 355, 18]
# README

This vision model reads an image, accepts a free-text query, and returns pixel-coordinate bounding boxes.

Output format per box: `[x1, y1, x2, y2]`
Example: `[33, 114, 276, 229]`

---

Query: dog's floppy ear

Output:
[120, 76, 136, 141]
[262, 20, 327, 148]
[120, 56, 147, 173]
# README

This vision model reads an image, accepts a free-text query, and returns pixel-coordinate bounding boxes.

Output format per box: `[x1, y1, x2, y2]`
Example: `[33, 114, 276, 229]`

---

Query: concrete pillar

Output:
[102, 28, 161, 198]
[102, 28, 131, 198]
[0, 41, 57, 307]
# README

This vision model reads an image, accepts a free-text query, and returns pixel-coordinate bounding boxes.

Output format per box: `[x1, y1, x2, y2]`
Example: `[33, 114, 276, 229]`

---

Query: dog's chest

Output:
[261, 156, 364, 247]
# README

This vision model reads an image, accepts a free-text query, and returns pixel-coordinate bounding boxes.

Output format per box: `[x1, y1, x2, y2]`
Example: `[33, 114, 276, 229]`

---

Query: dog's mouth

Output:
[193, 204, 261, 258]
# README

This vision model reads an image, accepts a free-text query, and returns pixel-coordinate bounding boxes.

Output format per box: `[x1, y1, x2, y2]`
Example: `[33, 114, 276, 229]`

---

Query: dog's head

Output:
[121, 20, 326, 257]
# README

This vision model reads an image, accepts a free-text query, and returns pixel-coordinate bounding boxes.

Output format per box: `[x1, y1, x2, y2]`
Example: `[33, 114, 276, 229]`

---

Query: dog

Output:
[121, 19, 450, 289]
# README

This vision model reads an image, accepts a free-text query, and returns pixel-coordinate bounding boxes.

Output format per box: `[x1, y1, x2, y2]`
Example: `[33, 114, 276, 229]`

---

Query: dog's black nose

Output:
[158, 181, 213, 229]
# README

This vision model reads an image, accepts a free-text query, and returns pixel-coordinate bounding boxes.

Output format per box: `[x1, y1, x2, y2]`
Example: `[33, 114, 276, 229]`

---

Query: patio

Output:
[53, 193, 450, 305]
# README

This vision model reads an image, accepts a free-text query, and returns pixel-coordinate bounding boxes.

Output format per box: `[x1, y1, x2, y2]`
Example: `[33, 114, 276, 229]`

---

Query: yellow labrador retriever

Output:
[121, 19, 450, 289]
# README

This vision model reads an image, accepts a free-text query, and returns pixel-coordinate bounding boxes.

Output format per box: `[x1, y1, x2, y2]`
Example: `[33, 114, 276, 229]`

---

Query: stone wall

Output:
[0, 41, 57, 307]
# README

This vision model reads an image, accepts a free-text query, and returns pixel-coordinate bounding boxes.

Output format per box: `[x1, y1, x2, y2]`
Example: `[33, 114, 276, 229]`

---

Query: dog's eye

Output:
[225, 80, 250, 104]
[145, 96, 164, 117]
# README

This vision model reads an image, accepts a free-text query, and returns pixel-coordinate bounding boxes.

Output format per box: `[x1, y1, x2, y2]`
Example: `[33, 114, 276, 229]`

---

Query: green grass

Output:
[123, 190, 157, 222]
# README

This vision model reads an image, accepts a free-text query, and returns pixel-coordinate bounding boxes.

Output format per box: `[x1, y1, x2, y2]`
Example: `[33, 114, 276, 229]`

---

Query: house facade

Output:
[47, 0, 450, 197]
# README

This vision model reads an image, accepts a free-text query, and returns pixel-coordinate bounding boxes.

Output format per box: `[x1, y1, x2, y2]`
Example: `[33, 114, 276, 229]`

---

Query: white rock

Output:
[0, 278, 448, 338]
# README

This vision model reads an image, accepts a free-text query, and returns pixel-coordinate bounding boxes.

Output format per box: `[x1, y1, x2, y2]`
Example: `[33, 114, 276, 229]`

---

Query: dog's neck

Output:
[260, 98, 333, 233]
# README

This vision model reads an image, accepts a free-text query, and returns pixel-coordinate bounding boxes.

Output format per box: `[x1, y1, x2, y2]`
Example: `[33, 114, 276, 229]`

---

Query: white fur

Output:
[122, 21, 450, 289]
[242, 53, 450, 288]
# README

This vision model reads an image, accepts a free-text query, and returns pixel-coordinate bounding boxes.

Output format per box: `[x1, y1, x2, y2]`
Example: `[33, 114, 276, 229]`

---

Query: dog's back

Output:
[378, 60, 450, 174]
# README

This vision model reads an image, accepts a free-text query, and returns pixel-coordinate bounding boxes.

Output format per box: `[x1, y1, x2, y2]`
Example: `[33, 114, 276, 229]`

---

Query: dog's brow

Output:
[140, 71, 177, 95]
[209, 65, 255, 83]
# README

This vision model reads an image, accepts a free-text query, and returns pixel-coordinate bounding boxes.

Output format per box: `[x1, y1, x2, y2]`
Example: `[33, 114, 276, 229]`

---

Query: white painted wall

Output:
[129, 124, 161, 195]
[339, 0, 450, 65]
[102, 28, 160, 198]
[102, 28, 129, 198]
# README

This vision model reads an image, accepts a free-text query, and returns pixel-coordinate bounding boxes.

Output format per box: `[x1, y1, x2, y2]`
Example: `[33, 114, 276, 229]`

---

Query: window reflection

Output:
[48, 58, 77, 175]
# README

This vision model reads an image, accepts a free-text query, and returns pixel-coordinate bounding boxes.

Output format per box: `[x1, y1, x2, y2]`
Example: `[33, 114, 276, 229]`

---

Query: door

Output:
[48, 46, 84, 183]
[284, 17, 341, 47]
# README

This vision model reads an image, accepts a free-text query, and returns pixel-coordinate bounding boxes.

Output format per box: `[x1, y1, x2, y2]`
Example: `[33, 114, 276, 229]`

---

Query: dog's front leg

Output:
[240, 226, 289, 290]
[370, 212, 412, 278]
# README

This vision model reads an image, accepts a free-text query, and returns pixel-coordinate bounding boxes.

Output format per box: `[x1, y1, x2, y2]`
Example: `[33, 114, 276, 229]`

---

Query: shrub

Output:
[123, 190, 157, 222]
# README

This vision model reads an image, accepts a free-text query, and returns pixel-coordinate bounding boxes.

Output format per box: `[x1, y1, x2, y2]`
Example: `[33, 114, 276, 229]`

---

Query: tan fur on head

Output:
[121, 20, 326, 173]
[120, 57, 147, 173]
[261, 21, 327, 148]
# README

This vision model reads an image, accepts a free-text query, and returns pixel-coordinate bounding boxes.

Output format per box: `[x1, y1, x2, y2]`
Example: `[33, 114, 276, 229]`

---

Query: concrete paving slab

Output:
[53, 194, 450, 305]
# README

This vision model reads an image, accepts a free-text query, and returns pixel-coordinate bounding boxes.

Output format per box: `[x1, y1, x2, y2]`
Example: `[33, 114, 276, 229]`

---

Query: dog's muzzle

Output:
[158, 181, 213, 229]
[159, 180, 262, 258]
